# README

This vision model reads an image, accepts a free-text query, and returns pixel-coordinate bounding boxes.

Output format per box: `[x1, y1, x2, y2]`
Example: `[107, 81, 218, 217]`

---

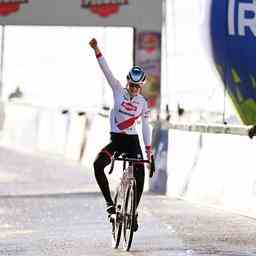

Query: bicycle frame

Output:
[117, 157, 148, 185]
[110, 154, 150, 251]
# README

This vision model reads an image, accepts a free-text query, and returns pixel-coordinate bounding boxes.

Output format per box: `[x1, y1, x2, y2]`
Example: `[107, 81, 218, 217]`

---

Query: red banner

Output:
[81, 0, 128, 17]
[0, 0, 28, 16]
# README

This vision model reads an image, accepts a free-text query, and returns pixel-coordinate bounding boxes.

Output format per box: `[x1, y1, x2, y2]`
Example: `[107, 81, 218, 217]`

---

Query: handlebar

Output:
[109, 153, 155, 178]
[114, 157, 150, 163]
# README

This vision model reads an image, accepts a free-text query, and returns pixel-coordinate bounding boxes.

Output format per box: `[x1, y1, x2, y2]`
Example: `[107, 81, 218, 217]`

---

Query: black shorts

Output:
[101, 132, 143, 160]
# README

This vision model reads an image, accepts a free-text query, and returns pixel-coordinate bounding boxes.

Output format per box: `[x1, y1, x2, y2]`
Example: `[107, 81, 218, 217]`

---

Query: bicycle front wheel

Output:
[123, 181, 137, 251]
[111, 189, 122, 249]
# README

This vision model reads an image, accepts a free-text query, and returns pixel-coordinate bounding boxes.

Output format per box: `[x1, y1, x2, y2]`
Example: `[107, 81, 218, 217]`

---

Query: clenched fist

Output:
[89, 38, 98, 49]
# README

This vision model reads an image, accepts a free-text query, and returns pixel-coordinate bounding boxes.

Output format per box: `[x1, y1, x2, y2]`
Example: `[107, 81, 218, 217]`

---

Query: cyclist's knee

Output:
[93, 152, 111, 173]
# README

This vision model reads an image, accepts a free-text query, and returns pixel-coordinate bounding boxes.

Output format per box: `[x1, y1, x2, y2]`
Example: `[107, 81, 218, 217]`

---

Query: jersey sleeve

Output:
[96, 53, 122, 95]
[141, 99, 151, 147]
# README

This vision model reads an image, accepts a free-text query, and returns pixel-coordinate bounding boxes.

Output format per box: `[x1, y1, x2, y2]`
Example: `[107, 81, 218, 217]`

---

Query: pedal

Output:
[109, 214, 116, 223]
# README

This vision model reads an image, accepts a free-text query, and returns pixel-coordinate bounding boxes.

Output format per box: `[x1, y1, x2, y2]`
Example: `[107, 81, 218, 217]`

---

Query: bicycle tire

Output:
[149, 155, 155, 178]
[122, 181, 137, 251]
[111, 189, 122, 249]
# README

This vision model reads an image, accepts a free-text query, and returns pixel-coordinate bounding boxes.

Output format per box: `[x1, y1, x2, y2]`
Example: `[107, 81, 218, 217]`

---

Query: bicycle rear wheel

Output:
[123, 181, 137, 251]
[111, 189, 123, 249]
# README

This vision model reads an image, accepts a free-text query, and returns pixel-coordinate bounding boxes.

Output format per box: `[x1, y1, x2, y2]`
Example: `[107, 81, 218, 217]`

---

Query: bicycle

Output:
[108, 152, 155, 251]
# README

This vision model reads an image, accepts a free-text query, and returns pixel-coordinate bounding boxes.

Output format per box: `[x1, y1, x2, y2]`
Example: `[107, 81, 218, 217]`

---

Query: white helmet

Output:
[127, 66, 146, 85]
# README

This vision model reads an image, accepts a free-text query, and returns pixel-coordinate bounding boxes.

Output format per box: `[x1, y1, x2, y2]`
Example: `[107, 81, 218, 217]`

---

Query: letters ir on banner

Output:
[0, 0, 28, 16]
[210, 0, 256, 124]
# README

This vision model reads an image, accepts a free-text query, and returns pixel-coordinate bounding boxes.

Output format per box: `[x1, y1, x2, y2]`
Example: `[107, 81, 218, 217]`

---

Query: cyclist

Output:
[89, 38, 152, 231]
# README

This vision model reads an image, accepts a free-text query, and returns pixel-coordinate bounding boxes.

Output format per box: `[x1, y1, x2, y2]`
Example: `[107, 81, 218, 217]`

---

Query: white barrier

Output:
[0, 102, 88, 161]
[64, 112, 87, 161]
[158, 119, 251, 136]
[166, 122, 256, 218]
[1, 103, 38, 152]
[81, 113, 110, 168]
[0, 101, 5, 131]
[37, 109, 68, 155]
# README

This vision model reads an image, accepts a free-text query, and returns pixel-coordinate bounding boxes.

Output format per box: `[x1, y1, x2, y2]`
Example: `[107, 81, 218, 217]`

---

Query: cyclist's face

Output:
[128, 82, 141, 96]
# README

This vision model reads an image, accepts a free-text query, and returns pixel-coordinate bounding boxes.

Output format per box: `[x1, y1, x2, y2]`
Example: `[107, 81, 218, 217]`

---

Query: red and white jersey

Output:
[96, 53, 151, 147]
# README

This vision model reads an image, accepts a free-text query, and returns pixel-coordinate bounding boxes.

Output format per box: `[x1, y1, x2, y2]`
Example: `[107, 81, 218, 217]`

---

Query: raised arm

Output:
[89, 38, 122, 93]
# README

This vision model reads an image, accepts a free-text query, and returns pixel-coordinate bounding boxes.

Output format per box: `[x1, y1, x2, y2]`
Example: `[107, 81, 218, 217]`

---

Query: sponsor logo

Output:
[118, 109, 134, 117]
[138, 32, 161, 53]
[0, 0, 28, 16]
[228, 0, 256, 36]
[121, 101, 137, 112]
[81, 0, 128, 17]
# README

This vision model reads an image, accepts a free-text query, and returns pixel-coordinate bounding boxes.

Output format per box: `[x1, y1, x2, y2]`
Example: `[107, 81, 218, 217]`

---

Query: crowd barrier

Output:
[0, 102, 88, 161]
[160, 120, 256, 219]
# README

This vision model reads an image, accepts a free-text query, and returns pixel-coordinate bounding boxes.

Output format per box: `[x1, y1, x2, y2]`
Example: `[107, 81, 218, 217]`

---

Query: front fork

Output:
[116, 182, 135, 223]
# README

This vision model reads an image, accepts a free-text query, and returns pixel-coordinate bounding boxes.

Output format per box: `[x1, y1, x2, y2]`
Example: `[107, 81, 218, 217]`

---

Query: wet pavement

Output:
[0, 147, 256, 255]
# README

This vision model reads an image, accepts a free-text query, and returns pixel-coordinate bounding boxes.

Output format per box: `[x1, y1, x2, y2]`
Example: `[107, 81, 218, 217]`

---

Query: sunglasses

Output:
[129, 83, 141, 89]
